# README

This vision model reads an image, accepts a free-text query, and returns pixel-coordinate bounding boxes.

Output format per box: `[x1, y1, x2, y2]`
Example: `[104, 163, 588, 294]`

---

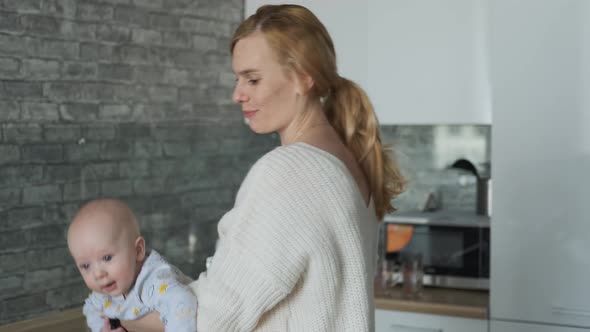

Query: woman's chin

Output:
[246, 121, 271, 135]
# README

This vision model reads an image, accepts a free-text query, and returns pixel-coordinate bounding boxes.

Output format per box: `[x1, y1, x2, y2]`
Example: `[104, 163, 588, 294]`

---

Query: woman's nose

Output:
[232, 85, 248, 104]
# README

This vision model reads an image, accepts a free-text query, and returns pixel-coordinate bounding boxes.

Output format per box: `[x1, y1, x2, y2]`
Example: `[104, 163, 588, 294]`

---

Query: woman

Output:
[123, 4, 404, 332]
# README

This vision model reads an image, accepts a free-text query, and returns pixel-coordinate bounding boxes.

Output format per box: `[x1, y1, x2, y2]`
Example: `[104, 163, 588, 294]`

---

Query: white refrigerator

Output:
[490, 0, 590, 331]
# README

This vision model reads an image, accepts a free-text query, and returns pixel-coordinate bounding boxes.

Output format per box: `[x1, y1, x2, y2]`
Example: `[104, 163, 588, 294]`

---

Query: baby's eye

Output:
[103, 255, 112, 262]
[80, 263, 90, 270]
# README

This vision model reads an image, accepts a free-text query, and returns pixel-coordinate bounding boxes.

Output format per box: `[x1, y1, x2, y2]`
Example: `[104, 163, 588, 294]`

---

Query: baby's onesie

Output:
[83, 250, 197, 332]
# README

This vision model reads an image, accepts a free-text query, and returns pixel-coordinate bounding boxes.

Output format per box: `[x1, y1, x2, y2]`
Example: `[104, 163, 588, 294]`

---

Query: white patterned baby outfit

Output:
[83, 250, 197, 332]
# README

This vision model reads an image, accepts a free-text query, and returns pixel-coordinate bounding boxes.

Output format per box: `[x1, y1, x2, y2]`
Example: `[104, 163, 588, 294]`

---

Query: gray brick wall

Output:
[0, 0, 277, 325]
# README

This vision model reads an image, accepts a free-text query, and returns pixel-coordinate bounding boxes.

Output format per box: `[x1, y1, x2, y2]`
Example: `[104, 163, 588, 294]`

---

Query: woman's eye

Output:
[103, 255, 112, 262]
[247, 79, 258, 85]
[80, 264, 90, 270]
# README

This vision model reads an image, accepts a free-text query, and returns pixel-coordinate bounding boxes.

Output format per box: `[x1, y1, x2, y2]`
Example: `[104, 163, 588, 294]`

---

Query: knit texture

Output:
[190, 142, 379, 331]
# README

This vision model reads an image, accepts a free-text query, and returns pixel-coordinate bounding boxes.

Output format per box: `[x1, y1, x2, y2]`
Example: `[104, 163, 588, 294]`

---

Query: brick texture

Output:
[0, 0, 278, 324]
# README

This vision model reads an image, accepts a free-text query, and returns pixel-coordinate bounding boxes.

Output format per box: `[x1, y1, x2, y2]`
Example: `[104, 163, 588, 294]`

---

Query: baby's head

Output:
[67, 198, 146, 297]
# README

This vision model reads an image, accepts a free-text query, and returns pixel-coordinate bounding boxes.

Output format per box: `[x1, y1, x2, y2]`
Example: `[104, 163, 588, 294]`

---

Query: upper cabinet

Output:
[245, 0, 490, 125]
[368, 0, 491, 124]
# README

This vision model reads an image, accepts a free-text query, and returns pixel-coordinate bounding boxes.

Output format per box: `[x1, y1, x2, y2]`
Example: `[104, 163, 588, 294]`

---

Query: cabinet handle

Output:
[389, 323, 442, 332]
[552, 305, 590, 317]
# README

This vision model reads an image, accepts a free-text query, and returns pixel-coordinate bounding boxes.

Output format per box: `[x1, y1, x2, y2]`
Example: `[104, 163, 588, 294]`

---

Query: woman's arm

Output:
[120, 312, 164, 332]
[193, 156, 310, 331]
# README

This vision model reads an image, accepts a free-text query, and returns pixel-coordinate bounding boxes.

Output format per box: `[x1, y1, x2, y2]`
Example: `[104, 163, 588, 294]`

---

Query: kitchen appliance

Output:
[382, 213, 489, 290]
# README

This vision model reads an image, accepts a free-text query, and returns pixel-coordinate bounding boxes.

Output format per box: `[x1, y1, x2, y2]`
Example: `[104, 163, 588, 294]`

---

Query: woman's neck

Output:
[279, 102, 331, 145]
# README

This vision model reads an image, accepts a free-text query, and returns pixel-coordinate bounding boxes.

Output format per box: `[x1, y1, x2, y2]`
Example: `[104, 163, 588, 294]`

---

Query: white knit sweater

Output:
[190, 142, 379, 331]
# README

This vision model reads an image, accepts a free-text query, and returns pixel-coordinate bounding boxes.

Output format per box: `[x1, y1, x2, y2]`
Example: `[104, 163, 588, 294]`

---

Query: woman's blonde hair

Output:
[231, 4, 405, 219]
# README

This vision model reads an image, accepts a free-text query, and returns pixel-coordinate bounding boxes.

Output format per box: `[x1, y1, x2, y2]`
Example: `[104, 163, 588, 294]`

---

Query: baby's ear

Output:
[134, 236, 146, 262]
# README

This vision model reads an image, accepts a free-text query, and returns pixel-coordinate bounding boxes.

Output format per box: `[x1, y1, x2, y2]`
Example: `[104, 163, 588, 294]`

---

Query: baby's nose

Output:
[93, 268, 107, 280]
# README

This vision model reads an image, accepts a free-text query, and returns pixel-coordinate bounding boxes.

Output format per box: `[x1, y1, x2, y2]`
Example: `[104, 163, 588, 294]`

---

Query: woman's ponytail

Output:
[324, 77, 406, 220]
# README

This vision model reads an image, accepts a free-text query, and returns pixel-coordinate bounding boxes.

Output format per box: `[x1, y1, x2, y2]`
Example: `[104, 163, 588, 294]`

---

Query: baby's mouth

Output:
[101, 281, 117, 292]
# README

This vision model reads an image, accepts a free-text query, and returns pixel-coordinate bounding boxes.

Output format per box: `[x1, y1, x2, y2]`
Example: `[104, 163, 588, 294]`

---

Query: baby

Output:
[67, 198, 197, 332]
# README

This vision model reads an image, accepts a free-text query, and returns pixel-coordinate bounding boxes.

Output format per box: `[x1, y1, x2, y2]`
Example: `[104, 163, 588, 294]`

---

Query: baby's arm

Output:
[120, 312, 163, 332]
[156, 282, 198, 332]
[141, 273, 197, 332]
[82, 293, 107, 332]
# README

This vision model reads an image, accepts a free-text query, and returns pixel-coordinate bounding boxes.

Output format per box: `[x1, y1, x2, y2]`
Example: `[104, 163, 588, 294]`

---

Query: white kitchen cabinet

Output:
[490, 0, 590, 329]
[245, 0, 490, 125]
[491, 320, 590, 332]
[375, 309, 487, 332]
[368, 0, 491, 124]
[244, 0, 368, 88]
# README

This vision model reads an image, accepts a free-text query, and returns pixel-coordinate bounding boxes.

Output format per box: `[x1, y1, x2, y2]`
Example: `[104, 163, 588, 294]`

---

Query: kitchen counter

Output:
[383, 210, 490, 228]
[0, 308, 85, 332]
[375, 286, 489, 320]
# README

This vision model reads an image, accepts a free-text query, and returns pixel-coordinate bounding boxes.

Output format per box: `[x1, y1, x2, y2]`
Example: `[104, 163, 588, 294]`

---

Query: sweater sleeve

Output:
[192, 152, 315, 331]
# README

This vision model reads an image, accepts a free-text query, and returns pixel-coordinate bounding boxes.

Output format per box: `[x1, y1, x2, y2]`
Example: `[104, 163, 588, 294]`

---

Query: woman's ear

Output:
[294, 72, 314, 95]
[134, 236, 146, 262]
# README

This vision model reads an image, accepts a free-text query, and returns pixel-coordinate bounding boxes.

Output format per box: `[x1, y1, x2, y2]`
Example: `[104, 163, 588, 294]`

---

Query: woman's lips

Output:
[243, 110, 257, 119]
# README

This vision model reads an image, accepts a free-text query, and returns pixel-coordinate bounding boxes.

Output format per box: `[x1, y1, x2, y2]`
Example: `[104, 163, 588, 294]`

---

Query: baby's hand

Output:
[101, 317, 127, 332]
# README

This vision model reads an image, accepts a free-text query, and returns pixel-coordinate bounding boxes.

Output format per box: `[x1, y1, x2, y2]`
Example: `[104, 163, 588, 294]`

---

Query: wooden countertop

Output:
[0, 308, 86, 332]
[0, 289, 487, 330]
[375, 286, 489, 320]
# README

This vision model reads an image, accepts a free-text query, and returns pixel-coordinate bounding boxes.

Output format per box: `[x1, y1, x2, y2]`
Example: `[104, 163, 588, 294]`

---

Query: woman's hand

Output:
[120, 312, 164, 332]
